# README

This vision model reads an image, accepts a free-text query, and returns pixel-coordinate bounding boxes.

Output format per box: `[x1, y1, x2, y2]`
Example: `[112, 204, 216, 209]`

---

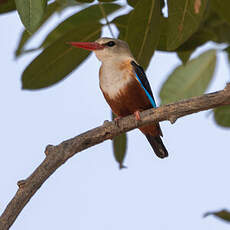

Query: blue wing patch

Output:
[131, 61, 156, 108]
[134, 72, 156, 107]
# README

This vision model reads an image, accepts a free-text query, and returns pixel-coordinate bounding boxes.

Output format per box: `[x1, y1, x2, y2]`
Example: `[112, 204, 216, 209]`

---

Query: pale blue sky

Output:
[1, 3, 230, 230]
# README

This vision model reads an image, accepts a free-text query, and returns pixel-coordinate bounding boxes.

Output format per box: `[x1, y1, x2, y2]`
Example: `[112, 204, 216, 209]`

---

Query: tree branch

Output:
[1, 83, 230, 230]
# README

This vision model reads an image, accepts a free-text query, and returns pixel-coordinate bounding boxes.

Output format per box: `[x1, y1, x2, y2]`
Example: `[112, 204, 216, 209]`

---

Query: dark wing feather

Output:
[131, 61, 156, 108]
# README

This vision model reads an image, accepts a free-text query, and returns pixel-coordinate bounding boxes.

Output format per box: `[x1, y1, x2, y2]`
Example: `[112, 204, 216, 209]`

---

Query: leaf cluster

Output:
[0, 0, 230, 167]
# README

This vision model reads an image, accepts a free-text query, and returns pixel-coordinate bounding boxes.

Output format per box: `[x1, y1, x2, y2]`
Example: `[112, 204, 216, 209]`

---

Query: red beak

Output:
[68, 42, 104, 51]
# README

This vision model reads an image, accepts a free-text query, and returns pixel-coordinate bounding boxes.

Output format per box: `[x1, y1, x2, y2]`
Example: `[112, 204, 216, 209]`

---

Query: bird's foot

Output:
[134, 111, 141, 120]
[134, 111, 141, 126]
[114, 116, 122, 127]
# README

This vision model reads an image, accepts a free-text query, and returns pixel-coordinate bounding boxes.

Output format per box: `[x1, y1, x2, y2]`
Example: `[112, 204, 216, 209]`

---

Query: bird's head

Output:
[69, 37, 133, 62]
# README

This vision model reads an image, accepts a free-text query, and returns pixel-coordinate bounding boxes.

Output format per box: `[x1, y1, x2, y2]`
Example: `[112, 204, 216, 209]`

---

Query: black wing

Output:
[131, 61, 156, 108]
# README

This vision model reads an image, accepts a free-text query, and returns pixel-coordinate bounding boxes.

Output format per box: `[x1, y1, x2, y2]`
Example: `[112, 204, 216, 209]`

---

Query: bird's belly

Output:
[99, 69, 131, 99]
[102, 78, 152, 117]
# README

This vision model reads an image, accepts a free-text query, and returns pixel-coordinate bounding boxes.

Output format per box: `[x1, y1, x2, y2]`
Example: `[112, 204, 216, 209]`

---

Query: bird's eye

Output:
[107, 41, 115, 47]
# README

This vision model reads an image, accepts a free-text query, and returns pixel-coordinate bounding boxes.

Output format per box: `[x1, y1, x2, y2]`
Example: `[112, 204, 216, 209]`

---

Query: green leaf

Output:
[160, 50, 216, 105]
[214, 105, 230, 128]
[158, 22, 216, 52]
[40, 3, 121, 48]
[0, 0, 16, 14]
[113, 133, 127, 169]
[157, 5, 219, 52]
[211, 0, 230, 25]
[52, 0, 80, 9]
[156, 17, 168, 51]
[212, 22, 230, 43]
[175, 8, 230, 49]
[127, 0, 140, 7]
[76, 0, 94, 2]
[98, 0, 115, 2]
[15, 2, 62, 58]
[176, 29, 217, 51]
[177, 49, 194, 64]
[15, 31, 31, 57]
[15, 0, 48, 33]
[22, 23, 102, 90]
[202, 8, 230, 44]
[204, 209, 230, 222]
[224, 46, 230, 63]
[126, 0, 162, 69]
[112, 12, 132, 40]
[112, 113, 127, 169]
[167, 0, 208, 50]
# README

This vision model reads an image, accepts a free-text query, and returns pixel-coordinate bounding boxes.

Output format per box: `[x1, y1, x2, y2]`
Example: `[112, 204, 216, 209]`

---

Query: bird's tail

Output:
[145, 134, 168, 159]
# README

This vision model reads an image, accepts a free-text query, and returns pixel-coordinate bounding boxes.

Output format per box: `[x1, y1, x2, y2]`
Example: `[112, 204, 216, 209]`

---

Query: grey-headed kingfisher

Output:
[70, 38, 168, 158]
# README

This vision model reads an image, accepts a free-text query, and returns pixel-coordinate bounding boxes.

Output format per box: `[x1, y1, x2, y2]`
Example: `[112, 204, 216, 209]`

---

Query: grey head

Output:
[94, 37, 134, 62]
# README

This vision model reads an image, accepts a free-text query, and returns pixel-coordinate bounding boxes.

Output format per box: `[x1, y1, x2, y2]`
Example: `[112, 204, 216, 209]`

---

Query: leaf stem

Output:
[98, 2, 115, 38]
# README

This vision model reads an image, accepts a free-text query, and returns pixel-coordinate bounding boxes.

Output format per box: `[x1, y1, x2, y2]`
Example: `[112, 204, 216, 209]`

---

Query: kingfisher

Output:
[69, 38, 168, 158]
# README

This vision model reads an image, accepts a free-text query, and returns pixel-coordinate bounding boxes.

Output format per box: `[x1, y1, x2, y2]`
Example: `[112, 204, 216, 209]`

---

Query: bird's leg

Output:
[114, 116, 122, 127]
[134, 111, 141, 121]
[134, 111, 141, 126]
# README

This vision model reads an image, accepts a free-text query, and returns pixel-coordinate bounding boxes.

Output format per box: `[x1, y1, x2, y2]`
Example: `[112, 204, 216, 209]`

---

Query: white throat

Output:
[99, 58, 133, 99]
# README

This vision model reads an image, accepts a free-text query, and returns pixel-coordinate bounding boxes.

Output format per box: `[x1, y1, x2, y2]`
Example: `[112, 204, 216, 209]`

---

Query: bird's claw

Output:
[134, 111, 141, 121]
[134, 111, 141, 125]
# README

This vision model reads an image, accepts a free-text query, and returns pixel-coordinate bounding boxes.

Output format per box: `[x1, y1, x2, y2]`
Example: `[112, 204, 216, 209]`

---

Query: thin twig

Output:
[0, 83, 230, 230]
[98, 2, 115, 38]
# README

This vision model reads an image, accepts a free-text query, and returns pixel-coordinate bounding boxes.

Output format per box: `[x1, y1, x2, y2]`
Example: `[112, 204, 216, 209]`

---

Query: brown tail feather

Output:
[145, 134, 168, 159]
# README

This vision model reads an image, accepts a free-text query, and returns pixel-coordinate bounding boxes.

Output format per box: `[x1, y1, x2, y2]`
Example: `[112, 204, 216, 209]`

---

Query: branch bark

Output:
[1, 83, 230, 230]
